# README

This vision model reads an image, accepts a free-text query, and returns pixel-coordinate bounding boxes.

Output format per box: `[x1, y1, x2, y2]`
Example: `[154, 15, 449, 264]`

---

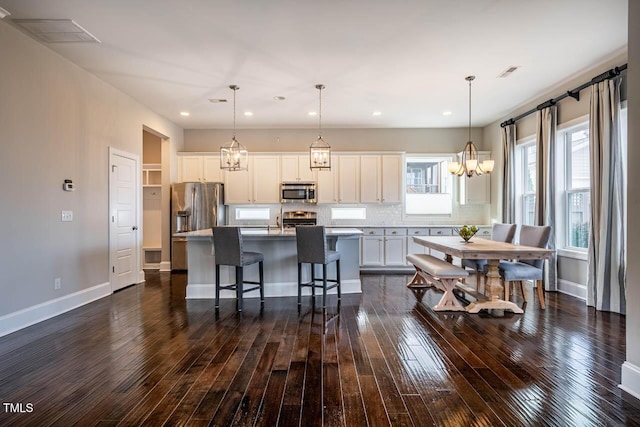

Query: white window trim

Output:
[516, 138, 536, 226]
[560, 121, 590, 252]
[403, 153, 455, 218]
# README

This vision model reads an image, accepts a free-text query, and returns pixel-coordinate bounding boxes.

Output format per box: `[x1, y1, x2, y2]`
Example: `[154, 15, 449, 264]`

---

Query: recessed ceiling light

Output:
[308, 111, 317, 116]
[274, 96, 286, 101]
[442, 111, 452, 116]
[244, 111, 253, 116]
[180, 111, 190, 116]
[372, 111, 382, 116]
[209, 98, 228, 103]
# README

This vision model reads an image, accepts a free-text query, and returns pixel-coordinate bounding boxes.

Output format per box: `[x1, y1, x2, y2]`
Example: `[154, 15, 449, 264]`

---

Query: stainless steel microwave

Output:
[281, 182, 317, 203]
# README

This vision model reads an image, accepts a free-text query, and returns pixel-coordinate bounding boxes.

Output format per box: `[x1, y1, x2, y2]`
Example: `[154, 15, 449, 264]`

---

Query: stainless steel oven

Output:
[281, 182, 316, 203]
[282, 211, 317, 228]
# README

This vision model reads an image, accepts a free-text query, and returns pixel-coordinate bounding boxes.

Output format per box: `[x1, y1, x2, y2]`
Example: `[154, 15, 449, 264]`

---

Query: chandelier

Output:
[220, 85, 248, 171]
[309, 84, 331, 170]
[448, 76, 494, 177]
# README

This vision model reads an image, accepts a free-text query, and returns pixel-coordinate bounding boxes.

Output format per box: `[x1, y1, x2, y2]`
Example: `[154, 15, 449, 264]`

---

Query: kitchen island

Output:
[179, 228, 363, 300]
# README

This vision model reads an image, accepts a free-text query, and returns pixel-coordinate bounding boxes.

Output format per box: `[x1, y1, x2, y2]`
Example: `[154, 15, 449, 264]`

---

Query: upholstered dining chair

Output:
[212, 226, 264, 312]
[499, 224, 552, 309]
[462, 223, 517, 291]
[295, 225, 341, 308]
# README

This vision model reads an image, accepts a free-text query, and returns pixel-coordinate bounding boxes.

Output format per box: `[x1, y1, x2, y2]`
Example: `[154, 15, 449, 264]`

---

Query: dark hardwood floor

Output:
[1, 271, 639, 426]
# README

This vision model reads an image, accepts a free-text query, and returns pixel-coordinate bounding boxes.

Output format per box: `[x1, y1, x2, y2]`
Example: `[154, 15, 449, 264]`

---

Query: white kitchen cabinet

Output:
[202, 156, 223, 182]
[360, 155, 381, 203]
[383, 229, 407, 266]
[406, 228, 429, 264]
[253, 155, 281, 203]
[429, 227, 453, 260]
[459, 152, 491, 205]
[178, 154, 222, 182]
[281, 154, 316, 182]
[359, 154, 403, 204]
[361, 228, 384, 266]
[381, 155, 403, 204]
[178, 155, 203, 182]
[317, 168, 337, 204]
[338, 155, 360, 203]
[224, 165, 252, 204]
[225, 156, 280, 204]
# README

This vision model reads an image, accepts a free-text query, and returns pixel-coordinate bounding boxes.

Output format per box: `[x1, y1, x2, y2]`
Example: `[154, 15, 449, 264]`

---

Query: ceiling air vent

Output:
[13, 19, 100, 43]
[498, 66, 519, 78]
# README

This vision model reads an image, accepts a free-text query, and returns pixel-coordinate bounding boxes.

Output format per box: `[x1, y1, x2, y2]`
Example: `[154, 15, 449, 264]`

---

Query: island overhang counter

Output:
[178, 228, 363, 300]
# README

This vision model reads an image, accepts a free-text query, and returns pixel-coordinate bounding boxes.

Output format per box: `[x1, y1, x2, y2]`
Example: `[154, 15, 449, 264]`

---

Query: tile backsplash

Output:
[228, 202, 489, 227]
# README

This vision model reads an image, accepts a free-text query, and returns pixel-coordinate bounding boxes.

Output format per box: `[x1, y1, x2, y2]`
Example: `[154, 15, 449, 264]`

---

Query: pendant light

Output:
[448, 76, 494, 177]
[220, 85, 248, 171]
[310, 84, 331, 170]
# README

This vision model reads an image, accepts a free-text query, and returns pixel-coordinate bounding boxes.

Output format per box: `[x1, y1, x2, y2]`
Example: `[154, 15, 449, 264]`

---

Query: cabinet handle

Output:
[437, 231, 442, 234]
[414, 231, 419, 234]
[392, 231, 397, 234]
[369, 231, 374, 235]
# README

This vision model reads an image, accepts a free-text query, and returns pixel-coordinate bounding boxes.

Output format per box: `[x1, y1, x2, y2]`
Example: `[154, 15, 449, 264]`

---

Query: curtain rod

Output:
[500, 63, 627, 128]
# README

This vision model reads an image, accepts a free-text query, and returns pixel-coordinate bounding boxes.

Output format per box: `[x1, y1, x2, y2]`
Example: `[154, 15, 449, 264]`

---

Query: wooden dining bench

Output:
[406, 253, 469, 311]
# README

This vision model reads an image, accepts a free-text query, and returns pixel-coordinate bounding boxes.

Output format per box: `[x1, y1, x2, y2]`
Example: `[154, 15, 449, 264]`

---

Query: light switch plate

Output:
[61, 210, 73, 222]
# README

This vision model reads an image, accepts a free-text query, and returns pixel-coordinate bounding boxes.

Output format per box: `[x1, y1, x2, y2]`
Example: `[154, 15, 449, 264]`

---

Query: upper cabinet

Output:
[176, 151, 404, 205]
[359, 154, 403, 204]
[337, 155, 360, 203]
[281, 154, 316, 182]
[459, 151, 491, 205]
[224, 155, 281, 204]
[381, 155, 403, 204]
[317, 168, 337, 204]
[178, 154, 222, 182]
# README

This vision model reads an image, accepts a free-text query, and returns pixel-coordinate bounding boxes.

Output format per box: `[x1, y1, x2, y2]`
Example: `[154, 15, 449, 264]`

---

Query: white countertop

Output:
[175, 228, 363, 239]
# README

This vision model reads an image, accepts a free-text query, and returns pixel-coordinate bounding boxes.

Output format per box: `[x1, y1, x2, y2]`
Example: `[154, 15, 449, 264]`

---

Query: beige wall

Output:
[626, 0, 640, 372]
[184, 127, 486, 153]
[0, 21, 183, 317]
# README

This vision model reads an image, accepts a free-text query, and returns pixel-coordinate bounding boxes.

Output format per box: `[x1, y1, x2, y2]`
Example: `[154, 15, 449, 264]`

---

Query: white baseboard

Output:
[143, 262, 160, 270]
[557, 279, 587, 301]
[186, 279, 362, 299]
[620, 362, 640, 401]
[159, 261, 172, 272]
[0, 282, 111, 338]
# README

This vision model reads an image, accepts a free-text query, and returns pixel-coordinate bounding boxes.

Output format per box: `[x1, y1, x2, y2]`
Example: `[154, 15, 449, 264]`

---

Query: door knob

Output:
[132, 226, 138, 231]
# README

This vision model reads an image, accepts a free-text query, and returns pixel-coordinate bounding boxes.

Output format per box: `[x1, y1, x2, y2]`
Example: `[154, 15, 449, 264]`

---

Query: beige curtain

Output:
[535, 107, 558, 291]
[588, 76, 626, 313]
[501, 124, 516, 223]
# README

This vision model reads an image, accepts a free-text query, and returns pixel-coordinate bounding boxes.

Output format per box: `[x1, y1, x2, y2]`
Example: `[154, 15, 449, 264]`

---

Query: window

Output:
[404, 156, 453, 215]
[235, 207, 270, 220]
[563, 124, 590, 250]
[516, 139, 536, 226]
[331, 207, 366, 220]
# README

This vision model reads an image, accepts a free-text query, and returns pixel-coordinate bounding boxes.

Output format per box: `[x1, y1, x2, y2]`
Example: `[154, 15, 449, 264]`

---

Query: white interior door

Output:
[109, 148, 140, 291]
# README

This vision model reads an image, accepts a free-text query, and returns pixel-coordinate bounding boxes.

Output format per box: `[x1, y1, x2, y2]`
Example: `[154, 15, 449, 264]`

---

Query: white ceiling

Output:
[0, 0, 628, 129]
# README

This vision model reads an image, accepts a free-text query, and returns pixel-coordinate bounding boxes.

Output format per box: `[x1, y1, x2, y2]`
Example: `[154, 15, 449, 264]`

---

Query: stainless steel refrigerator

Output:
[171, 182, 225, 270]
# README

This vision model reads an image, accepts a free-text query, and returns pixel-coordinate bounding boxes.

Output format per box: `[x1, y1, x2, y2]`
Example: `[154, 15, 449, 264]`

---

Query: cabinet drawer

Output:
[384, 228, 406, 236]
[362, 228, 383, 236]
[429, 227, 452, 236]
[476, 227, 492, 238]
[407, 228, 428, 236]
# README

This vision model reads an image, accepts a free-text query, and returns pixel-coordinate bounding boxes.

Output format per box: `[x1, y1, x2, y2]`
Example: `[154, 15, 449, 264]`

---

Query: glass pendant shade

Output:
[220, 136, 248, 171]
[310, 84, 331, 171]
[448, 76, 494, 178]
[220, 84, 248, 171]
[310, 136, 331, 170]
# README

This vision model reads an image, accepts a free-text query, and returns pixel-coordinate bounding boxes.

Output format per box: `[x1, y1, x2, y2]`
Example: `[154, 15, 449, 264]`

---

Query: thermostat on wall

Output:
[63, 179, 75, 192]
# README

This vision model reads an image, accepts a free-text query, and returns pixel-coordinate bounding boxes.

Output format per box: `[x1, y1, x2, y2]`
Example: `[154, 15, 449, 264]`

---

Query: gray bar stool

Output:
[212, 226, 264, 311]
[295, 225, 341, 308]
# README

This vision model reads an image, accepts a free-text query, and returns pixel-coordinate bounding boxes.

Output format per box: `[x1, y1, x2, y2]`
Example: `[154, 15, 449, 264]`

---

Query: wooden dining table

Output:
[412, 235, 554, 314]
